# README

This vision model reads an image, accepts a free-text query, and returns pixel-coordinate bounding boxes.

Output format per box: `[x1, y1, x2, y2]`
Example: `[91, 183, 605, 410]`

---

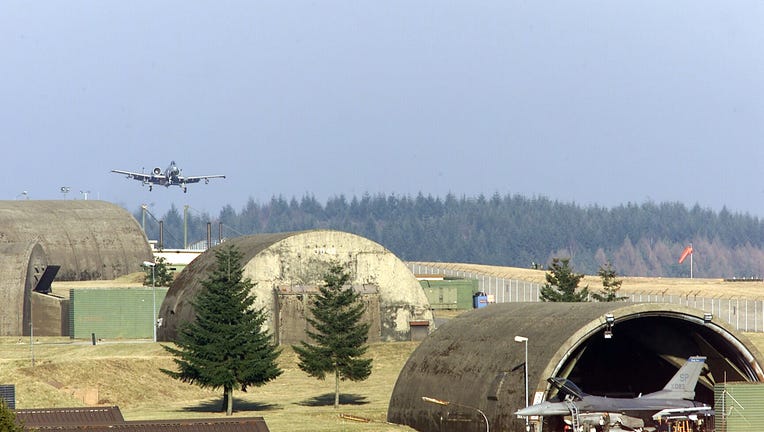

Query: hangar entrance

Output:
[537, 312, 762, 432]
[273, 284, 381, 345]
[550, 314, 760, 406]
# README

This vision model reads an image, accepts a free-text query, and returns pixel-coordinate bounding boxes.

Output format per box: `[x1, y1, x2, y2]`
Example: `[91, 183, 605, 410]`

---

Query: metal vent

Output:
[0, 384, 15, 409]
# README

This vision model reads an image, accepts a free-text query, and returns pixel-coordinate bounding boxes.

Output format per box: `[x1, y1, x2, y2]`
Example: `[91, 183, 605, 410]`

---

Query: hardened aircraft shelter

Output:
[388, 302, 764, 432]
[158, 230, 434, 344]
[0, 200, 153, 336]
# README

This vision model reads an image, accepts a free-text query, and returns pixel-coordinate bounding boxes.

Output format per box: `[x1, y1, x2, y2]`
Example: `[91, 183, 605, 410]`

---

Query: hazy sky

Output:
[3, 2, 763, 217]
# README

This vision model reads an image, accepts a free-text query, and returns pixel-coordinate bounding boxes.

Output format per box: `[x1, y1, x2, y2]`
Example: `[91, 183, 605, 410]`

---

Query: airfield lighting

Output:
[604, 314, 615, 339]
[142, 261, 157, 342]
[421, 396, 489, 432]
[514, 335, 530, 432]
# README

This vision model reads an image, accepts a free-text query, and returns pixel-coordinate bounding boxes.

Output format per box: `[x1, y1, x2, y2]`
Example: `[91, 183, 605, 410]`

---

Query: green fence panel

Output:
[70, 288, 168, 339]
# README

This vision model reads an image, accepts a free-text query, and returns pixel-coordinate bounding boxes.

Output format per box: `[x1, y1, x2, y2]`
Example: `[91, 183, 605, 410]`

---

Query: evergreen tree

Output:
[293, 263, 373, 409]
[0, 400, 24, 432]
[592, 262, 627, 302]
[539, 258, 590, 302]
[143, 257, 174, 287]
[162, 244, 282, 415]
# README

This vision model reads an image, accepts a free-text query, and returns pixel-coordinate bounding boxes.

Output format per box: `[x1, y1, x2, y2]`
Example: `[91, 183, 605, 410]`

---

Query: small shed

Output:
[419, 278, 478, 310]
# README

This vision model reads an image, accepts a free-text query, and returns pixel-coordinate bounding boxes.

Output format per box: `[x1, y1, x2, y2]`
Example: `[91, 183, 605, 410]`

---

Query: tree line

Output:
[135, 193, 764, 278]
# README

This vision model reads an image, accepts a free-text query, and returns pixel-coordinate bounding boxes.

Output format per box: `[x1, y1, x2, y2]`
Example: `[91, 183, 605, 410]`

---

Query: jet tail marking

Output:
[641, 356, 706, 400]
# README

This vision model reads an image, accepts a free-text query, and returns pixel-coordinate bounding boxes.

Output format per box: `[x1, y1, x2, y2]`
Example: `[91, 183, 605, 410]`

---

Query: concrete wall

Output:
[0, 241, 46, 335]
[32, 291, 69, 336]
[274, 285, 382, 344]
[159, 230, 433, 343]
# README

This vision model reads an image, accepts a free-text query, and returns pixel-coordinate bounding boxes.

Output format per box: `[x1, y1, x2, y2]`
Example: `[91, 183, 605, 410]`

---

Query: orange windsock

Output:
[678, 245, 693, 264]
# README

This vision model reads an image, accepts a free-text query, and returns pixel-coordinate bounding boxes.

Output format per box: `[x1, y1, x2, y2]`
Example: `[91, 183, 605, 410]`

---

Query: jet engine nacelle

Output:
[153, 167, 162, 175]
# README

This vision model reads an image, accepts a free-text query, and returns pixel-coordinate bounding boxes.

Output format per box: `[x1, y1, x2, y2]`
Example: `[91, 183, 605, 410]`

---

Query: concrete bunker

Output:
[158, 230, 433, 343]
[0, 200, 153, 281]
[388, 302, 764, 432]
[0, 200, 154, 336]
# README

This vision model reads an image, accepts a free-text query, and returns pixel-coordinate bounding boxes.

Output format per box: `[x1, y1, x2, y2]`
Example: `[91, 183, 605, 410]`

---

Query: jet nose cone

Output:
[514, 406, 536, 416]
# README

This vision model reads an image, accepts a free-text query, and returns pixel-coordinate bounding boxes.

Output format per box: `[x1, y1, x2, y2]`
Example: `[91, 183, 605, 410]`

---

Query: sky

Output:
[2, 2, 764, 218]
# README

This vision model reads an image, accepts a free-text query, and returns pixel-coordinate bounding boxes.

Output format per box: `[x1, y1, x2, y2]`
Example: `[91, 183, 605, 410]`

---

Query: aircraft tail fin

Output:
[642, 356, 706, 400]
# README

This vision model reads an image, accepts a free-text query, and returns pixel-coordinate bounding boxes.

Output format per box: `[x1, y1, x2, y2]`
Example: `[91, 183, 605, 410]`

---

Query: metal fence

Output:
[407, 263, 764, 333]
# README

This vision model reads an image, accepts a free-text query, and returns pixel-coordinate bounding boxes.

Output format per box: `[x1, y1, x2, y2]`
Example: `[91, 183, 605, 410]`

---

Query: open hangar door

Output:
[388, 302, 764, 432]
[554, 312, 760, 405]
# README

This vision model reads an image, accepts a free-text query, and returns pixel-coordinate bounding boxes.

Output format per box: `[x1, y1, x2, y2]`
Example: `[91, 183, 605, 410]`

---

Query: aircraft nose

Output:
[514, 406, 536, 416]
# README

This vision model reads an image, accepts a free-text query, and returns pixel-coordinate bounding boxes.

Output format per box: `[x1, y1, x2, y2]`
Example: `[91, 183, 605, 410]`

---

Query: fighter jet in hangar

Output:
[515, 356, 711, 431]
[111, 161, 225, 193]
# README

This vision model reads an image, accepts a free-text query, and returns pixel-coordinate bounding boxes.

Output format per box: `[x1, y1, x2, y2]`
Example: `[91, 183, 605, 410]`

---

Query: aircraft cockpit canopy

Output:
[547, 377, 585, 401]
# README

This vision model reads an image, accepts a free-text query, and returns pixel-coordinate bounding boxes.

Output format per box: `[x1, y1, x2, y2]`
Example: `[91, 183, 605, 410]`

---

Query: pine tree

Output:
[162, 244, 282, 415]
[143, 256, 174, 287]
[539, 257, 590, 302]
[293, 263, 373, 409]
[592, 262, 627, 302]
[0, 400, 24, 432]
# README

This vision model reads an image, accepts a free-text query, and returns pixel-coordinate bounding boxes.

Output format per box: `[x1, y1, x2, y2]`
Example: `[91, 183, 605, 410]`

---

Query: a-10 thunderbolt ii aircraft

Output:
[515, 356, 711, 431]
[111, 161, 225, 193]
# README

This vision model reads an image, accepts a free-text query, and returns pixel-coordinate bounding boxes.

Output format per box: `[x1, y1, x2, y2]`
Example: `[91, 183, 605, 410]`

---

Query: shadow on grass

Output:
[297, 393, 369, 407]
[182, 398, 282, 413]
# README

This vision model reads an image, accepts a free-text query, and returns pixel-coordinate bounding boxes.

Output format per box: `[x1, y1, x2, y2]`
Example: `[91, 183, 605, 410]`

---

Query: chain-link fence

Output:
[408, 263, 764, 333]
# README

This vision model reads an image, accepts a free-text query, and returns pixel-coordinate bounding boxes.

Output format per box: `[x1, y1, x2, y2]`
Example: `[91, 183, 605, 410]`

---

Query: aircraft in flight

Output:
[515, 356, 710, 431]
[111, 161, 225, 193]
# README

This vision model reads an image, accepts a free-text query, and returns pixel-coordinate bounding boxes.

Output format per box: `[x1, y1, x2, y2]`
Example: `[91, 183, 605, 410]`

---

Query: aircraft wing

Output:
[111, 169, 155, 183]
[182, 174, 226, 184]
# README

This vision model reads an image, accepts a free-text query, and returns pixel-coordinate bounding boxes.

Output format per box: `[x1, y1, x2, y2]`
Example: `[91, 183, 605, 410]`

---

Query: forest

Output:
[134, 193, 764, 278]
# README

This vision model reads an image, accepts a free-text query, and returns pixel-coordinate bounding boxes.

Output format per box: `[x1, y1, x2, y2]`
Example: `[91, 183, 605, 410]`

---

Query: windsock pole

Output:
[690, 243, 693, 279]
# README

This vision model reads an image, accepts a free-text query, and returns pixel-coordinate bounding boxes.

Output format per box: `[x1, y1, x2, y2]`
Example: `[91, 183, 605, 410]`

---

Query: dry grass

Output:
[413, 262, 764, 300]
[0, 338, 418, 432]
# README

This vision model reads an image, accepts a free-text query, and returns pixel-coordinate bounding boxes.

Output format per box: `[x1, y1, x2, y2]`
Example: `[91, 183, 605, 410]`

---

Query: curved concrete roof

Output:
[0, 200, 152, 280]
[158, 230, 433, 342]
[388, 302, 764, 432]
[0, 240, 46, 335]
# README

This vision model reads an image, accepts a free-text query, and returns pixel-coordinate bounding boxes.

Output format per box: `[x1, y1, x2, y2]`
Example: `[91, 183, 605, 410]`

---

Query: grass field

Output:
[0, 338, 419, 432]
[6, 333, 764, 432]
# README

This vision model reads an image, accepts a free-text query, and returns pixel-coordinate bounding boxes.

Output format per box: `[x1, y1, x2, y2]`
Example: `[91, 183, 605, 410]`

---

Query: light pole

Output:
[422, 396, 489, 432]
[514, 335, 529, 432]
[143, 261, 156, 342]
